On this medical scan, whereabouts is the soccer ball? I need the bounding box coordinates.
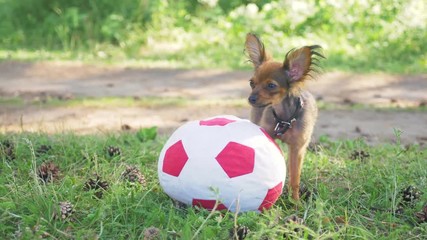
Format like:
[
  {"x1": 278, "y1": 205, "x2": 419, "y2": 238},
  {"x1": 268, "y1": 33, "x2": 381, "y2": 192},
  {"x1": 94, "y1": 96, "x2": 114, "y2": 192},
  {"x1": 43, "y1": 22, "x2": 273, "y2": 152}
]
[{"x1": 157, "y1": 115, "x2": 286, "y2": 212}]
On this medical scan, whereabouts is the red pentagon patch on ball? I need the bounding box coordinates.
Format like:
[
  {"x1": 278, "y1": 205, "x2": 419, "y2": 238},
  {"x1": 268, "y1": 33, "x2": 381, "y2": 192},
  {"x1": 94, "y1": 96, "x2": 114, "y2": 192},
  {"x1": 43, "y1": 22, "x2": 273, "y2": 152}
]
[
  {"x1": 192, "y1": 199, "x2": 227, "y2": 211},
  {"x1": 258, "y1": 182, "x2": 283, "y2": 211},
  {"x1": 199, "y1": 117, "x2": 236, "y2": 126},
  {"x1": 216, "y1": 142, "x2": 255, "y2": 178},
  {"x1": 162, "y1": 140, "x2": 188, "y2": 177}
]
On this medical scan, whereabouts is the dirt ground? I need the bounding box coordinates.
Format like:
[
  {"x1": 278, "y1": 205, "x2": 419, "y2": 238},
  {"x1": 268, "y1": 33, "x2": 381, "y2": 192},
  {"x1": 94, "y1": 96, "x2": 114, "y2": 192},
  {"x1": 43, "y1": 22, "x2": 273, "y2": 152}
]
[{"x1": 1, "y1": 61, "x2": 426, "y2": 146}]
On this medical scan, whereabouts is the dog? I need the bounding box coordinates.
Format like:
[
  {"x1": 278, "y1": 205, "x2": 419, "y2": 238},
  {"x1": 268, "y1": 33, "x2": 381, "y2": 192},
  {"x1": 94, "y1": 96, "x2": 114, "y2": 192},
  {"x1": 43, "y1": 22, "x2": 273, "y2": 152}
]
[{"x1": 244, "y1": 33, "x2": 324, "y2": 201}]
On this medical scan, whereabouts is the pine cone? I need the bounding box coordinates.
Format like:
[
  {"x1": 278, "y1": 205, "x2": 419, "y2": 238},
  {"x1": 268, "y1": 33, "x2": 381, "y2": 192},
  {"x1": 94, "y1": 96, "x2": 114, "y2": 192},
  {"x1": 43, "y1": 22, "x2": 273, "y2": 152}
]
[
  {"x1": 350, "y1": 150, "x2": 370, "y2": 161},
  {"x1": 143, "y1": 226, "x2": 160, "y2": 240},
  {"x1": 400, "y1": 186, "x2": 422, "y2": 206},
  {"x1": 37, "y1": 162, "x2": 61, "y2": 183},
  {"x1": 121, "y1": 166, "x2": 146, "y2": 186},
  {"x1": 173, "y1": 199, "x2": 188, "y2": 210},
  {"x1": 299, "y1": 184, "x2": 318, "y2": 202},
  {"x1": 229, "y1": 225, "x2": 250, "y2": 240},
  {"x1": 36, "y1": 144, "x2": 52, "y2": 156},
  {"x1": 1, "y1": 140, "x2": 15, "y2": 160},
  {"x1": 84, "y1": 174, "x2": 109, "y2": 198},
  {"x1": 107, "y1": 146, "x2": 121, "y2": 157},
  {"x1": 59, "y1": 201, "x2": 75, "y2": 220},
  {"x1": 395, "y1": 205, "x2": 405, "y2": 215},
  {"x1": 121, "y1": 124, "x2": 131, "y2": 131},
  {"x1": 283, "y1": 215, "x2": 304, "y2": 238},
  {"x1": 283, "y1": 183, "x2": 317, "y2": 202},
  {"x1": 307, "y1": 142, "x2": 321, "y2": 153},
  {"x1": 415, "y1": 203, "x2": 427, "y2": 223},
  {"x1": 284, "y1": 215, "x2": 304, "y2": 225}
]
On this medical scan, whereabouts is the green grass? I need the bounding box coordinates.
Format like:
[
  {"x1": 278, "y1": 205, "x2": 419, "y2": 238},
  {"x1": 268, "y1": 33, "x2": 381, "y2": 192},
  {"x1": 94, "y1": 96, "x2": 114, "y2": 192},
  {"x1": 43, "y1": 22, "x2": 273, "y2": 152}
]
[
  {"x1": 0, "y1": 97, "x2": 24, "y2": 106},
  {"x1": 1, "y1": 0, "x2": 426, "y2": 73},
  {"x1": 1, "y1": 130, "x2": 426, "y2": 239}
]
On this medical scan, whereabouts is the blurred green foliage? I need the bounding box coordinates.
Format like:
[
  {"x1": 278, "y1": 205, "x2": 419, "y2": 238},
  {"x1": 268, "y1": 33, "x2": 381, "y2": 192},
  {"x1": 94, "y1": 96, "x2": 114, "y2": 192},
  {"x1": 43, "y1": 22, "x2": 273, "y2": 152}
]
[{"x1": 1, "y1": 0, "x2": 426, "y2": 72}]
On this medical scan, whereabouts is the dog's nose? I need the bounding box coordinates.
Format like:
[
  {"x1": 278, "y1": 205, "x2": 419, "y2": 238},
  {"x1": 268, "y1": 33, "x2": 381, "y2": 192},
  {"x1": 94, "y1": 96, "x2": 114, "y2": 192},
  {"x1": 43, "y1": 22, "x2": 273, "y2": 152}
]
[{"x1": 248, "y1": 95, "x2": 257, "y2": 104}]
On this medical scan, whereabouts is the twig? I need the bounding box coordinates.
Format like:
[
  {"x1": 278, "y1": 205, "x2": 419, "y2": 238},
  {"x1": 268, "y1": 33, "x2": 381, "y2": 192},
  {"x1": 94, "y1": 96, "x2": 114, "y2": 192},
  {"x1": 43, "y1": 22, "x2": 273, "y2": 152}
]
[
  {"x1": 191, "y1": 201, "x2": 220, "y2": 240},
  {"x1": 232, "y1": 197, "x2": 241, "y2": 240}
]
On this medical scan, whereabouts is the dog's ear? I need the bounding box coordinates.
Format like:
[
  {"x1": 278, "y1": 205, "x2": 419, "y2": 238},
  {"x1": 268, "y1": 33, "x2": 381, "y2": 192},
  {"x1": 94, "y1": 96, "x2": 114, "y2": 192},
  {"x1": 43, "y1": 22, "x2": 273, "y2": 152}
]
[
  {"x1": 245, "y1": 33, "x2": 270, "y2": 69},
  {"x1": 283, "y1": 45, "x2": 324, "y2": 82}
]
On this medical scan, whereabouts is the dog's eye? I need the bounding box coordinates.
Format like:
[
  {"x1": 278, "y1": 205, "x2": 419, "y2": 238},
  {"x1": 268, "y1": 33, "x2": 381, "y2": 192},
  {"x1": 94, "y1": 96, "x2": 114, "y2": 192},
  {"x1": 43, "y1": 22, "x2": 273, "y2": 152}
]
[
  {"x1": 267, "y1": 83, "x2": 277, "y2": 89},
  {"x1": 249, "y1": 80, "x2": 255, "y2": 89}
]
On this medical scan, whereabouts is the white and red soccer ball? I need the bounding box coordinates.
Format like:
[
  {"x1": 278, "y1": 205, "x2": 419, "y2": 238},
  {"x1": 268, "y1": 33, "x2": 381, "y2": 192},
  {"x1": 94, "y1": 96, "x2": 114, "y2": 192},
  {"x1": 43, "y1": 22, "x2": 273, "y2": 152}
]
[{"x1": 157, "y1": 115, "x2": 286, "y2": 212}]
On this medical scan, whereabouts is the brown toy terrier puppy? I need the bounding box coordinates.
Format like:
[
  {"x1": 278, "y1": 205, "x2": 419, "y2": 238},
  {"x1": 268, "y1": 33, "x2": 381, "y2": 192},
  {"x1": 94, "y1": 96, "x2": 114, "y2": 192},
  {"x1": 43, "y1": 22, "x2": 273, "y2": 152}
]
[{"x1": 245, "y1": 33, "x2": 324, "y2": 201}]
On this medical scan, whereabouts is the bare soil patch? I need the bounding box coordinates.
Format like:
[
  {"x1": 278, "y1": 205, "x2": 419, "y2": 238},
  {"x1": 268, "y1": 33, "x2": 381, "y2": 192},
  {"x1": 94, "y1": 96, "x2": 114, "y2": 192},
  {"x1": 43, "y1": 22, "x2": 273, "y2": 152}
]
[{"x1": 1, "y1": 61, "x2": 426, "y2": 146}]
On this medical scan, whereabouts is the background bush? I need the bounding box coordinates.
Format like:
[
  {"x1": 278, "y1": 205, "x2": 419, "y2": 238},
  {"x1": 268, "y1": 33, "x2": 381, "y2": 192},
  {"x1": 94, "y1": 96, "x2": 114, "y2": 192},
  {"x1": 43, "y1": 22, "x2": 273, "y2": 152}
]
[{"x1": 1, "y1": 0, "x2": 426, "y2": 72}]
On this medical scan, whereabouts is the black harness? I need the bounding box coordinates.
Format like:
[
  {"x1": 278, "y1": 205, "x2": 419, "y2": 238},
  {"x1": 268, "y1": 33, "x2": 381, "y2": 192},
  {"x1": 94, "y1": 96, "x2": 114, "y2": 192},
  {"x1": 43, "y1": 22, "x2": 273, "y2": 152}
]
[{"x1": 272, "y1": 97, "x2": 303, "y2": 136}]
